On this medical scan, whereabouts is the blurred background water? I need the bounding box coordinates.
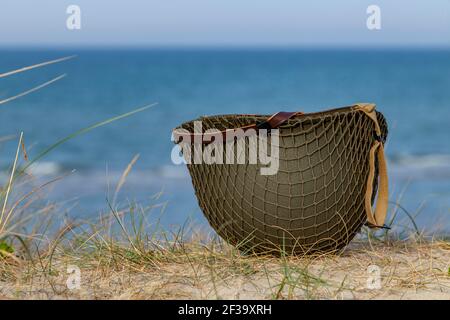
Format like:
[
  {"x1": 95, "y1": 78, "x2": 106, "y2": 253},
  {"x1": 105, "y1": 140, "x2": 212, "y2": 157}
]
[{"x1": 0, "y1": 49, "x2": 449, "y2": 232}]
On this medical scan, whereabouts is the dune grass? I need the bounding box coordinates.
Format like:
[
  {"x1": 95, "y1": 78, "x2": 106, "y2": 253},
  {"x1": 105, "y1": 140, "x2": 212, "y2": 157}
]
[
  {"x1": 0, "y1": 199, "x2": 448, "y2": 300},
  {"x1": 0, "y1": 150, "x2": 448, "y2": 300}
]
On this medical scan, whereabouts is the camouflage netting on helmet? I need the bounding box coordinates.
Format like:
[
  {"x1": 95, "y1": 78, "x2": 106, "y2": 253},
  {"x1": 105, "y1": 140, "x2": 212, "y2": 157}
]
[{"x1": 175, "y1": 106, "x2": 388, "y2": 254}]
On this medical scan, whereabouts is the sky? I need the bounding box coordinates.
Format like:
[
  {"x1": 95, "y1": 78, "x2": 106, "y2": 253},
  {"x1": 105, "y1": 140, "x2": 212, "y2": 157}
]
[{"x1": 0, "y1": 0, "x2": 449, "y2": 47}]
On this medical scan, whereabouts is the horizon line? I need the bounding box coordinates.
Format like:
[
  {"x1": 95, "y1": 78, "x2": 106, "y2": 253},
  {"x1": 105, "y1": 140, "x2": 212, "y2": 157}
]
[{"x1": 1, "y1": 44, "x2": 450, "y2": 51}]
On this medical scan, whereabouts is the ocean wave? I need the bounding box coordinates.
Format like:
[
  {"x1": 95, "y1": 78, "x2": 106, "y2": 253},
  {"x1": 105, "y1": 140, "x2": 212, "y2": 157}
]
[
  {"x1": 389, "y1": 154, "x2": 450, "y2": 168},
  {"x1": 2, "y1": 155, "x2": 449, "y2": 183},
  {"x1": 0, "y1": 161, "x2": 63, "y2": 186},
  {"x1": 389, "y1": 154, "x2": 450, "y2": 180},
  {"x1": 157, "y1": 165, "x2": 189, "y2": 179},
  {"x1": 25, "y1": 161, "x2": 62, "y2": 176}
]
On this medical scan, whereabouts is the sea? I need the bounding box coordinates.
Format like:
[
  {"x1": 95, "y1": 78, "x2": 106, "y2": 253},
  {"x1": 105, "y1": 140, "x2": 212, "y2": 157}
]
[{"x1": 0, "y1": 48, "x2": 449, "y2": 233}]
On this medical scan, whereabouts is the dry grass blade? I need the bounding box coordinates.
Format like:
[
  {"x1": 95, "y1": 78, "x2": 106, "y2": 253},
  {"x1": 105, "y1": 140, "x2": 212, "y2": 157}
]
[
  {"x1": 113, "y1": 154, "x2": 140, "y2": 205},
  {"x1": 0, "y1": 132, "x2": 23, "y2": 234},
  {"x1": 0, "y1": 171, "x2": 74, "y2": 236},
  {"x1": 0, "y1": 74, "x2": 66, "y2": 106},
  {"x1": 0, "y1": 55, "x2": 75, "y2": 79}
]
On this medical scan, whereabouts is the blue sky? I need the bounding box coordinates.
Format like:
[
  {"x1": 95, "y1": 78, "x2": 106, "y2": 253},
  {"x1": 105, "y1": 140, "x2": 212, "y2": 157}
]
[{"x1": 1, "y1": 0, "x2": 449, "y2": 47}]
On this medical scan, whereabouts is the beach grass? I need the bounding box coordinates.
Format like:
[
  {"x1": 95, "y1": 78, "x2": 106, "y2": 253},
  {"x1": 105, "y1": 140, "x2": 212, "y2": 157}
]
[
  {"x1": 0, "y1": 201, "x2": 448, "y2": 300},
  {"x1": 0, "y1": 161, "x2": 448, "y2": 300}
]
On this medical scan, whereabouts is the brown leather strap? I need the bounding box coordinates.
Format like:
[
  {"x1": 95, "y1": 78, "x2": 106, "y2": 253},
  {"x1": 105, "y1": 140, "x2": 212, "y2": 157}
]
[
  {"x1": 174, "y1": 111, "x2": 303, "y2": 144},
  {"x1": 264, "y1": 111, "x2": 299, "y2": 129},
  {"x1": 354, "y1": 103, "x2": 389, "y2": 229}
]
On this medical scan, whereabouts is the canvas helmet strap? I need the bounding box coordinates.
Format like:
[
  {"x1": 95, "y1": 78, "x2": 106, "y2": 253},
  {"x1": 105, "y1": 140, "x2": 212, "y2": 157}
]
[{"x1": 354, "y1": 103, "x2": 389, "y2": 229}]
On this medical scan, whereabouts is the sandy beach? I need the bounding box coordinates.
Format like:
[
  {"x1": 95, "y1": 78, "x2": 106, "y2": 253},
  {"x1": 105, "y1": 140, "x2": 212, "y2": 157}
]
[{"x1": 1, "y1": 236, "x2": 448, "y2": 300}]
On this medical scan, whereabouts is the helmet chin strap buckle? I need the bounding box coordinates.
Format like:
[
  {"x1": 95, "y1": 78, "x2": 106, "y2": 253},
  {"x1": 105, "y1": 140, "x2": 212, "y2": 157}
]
[{"x1": 365, "y1": 222, "x2": 391, "y2": 230}]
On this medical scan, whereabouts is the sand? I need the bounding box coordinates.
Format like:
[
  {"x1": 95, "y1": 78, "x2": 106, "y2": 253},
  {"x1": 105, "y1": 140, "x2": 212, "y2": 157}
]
[{"x1": 0, "y1": 239, "x2": 448, "y2": 300}]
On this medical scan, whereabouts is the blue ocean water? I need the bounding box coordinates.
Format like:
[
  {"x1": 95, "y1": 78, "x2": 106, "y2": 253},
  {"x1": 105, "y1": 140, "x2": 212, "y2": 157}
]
[{"x1": 0, "y1": 49, "x2": 449, "y2": 232}]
